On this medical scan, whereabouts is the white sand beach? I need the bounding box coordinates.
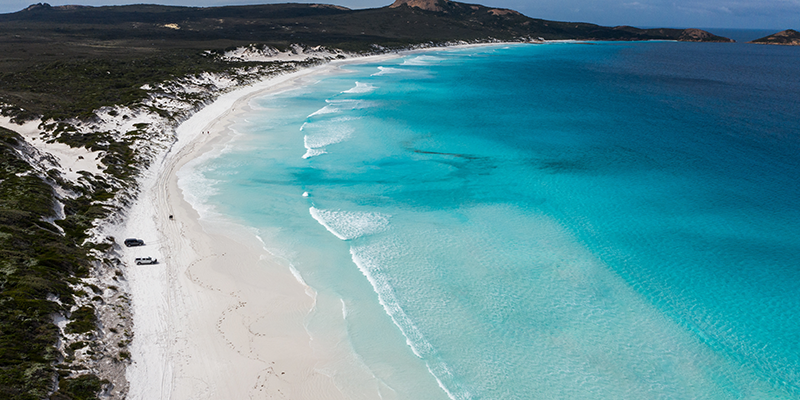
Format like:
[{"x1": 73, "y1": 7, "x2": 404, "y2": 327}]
[
  {"x1": 112, "y1": 42, "x2": 514, "y2": 399},
  {"x1": 114, "y1": 57, "x2": 407, "y2": 399},
  {"x1": 0, "y1": 42, "x2": 518, "y2": 399}
]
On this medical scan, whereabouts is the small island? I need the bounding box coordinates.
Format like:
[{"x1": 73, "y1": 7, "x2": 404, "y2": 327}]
[{"x1": 750, "y1": 29, "x2": 800, "y2": 45}]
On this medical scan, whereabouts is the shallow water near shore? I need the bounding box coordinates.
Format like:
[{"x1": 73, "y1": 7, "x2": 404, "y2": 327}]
[{"x1": 180, "y1": 41, "x2": 800, "y2": 398}]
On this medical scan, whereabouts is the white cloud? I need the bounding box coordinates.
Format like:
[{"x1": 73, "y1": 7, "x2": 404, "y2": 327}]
[{"x1": 623, "y1": 2, "x2": 652, "y2": 10}]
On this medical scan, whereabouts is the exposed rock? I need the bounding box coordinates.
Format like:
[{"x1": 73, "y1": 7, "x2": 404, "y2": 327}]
[
  {"x1": 489, "y1": 8, "x2": 521, "y2": 16},
  {"x1": 390, "y1": 0, "x2": 451, "y2": 12},
  {"x1": 750, "y1": 29, "x2": 800, "y2": 45},
  {"x1": 54, "y1": 5, "x2": 90, "y2": 10},
  {"x1": 21, "y1": 2, "x2": 52, "y2": 12}
]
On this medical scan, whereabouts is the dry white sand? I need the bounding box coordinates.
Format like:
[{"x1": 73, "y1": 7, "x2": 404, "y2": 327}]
[
  {"x1": 0, "y1": 116, "x2": 105, "y2": 181},
  {"x1": 115, "y1": 56, "x2": 408, "y2": 400}
]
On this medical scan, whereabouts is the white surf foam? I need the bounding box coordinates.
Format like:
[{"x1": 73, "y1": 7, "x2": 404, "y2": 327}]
[
  {"x1": 427, "y1": 362, "x2": 474, "y2": 400},
  {"x1": 177, "y1": 158, "x2": 224, "y2": 220},
  {"x1": 402, "y1": 55, "x2": 444, "y2": 66},
  {"x1": 349, "y1": 244, "x2": 434, "y2": 358},
  {"x1": 301, "y1": 123, "x2": 355, "y2": 159},
  {"x1": 308, "y1": 105, "x2": 339, "y2": 117},
  {"x1": 308, "y1": 207, "x2": 390, "y2": 241},
  {"x1": 302, "y1": 148, "x2": 327, "y2": 159},
  {"x1": 348, "y1": 242, "x2": 474, "y2": 399},
  {"x1": 308, "y1": 99, "x2": 374, "y2": 117},
  {"x1": 303, "y1": 125, "x2": 354, "y2": 149},
  {"x1": 371, "y1": 66, "x2": 405, "y2": 76},
  {"x1": 342, "y1": 81, "x2": 377, "y2": 94}
]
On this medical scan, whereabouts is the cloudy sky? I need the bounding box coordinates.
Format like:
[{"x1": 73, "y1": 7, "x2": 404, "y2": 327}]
[{"x1": 1, "y1": 0, "x2": 796, "y2": 29}]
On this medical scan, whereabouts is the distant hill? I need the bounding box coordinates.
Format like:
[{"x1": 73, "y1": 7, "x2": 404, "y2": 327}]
[
  {"x1": 750, "y1": 29, "x2": 800, "y2": 45},
  {"x1": 0, "y1": 1, "x2": 735, "y2": 120},
  {"x1": 0, "y1": 1, "x2": 735, "y2": 119},
  {"x1": 0, "y1": 1, "x2": 732, "y2": 60}
]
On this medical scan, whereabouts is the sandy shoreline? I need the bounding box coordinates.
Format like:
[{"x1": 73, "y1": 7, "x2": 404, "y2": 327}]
[
  {"x1": 115, "y1": 55, "x2": 408, "y2": 399},
  {"x1": 114, "y1": 42, "x2": 521, "y2": 398}
]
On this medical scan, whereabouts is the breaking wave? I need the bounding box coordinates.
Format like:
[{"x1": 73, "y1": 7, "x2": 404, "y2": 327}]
[
  {"x1": 371, "y1": 66, "x2": 405, "y2": 76},
  {"x1": 350, "y1": 242, "x2": 474, "y2": 400},
  {"x1": 342, "y1": 81, "x2": 377, "y2": 94},
  {"x1": 402, "y1": 55, "x2": 444, "y2": 66},
  {"x1": 308, "y1": 207, "x2": 390, "y2": 240},
  {"x1": 308, "y1": 99, "x2": 375, "y2": 117},
  {"x1": 301, "y1": 119, "x2": 355, "y2": 159}
]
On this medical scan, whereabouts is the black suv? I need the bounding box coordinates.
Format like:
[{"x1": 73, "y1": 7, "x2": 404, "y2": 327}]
[{"x1": 124, "y1": 238, "x2": 145, "y2": 247}]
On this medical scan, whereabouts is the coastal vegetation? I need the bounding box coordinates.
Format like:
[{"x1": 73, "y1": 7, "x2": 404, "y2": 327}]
[
  {"x1": 0, "y1": 56, "x2": 308, "y2": 399},
  {"x1": 0, "y1": 126, "x2": 106, "y2": 399},
  {"x1": 1, "y1": 56, "x2": 234, "y2": 122},
  {"x1": 0, "y1": 1, "x2": 738, "y2": 398}
]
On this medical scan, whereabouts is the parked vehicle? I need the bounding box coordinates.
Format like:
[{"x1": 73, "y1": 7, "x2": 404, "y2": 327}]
[
  {"x1": 124, "y1": 238, "x2": 145, "y2": 247},
  {"x1": 135, "y1": 257, "x2": 157, "y2": 265}
]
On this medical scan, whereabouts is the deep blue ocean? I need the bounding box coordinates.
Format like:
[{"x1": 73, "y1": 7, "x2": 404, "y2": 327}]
[{"x1": 180, "y1": 38, "x2": 800, "y2": 399}]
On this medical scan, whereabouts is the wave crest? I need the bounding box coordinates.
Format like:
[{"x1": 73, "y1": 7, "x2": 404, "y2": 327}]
[
  {"x1": 402, "y1": 55, "x2": 444, "y2": 66},
  {"x1": 342, "y1": 81, "x2": 377, "y2": 94},
  {"x1": 371, "y1": 66, "x2": 404, "y2": 76},
  {"x1": 308, "y1": 99, "x2": 374, "y2": 117},
  {"x1": 301, "y1": 120, "x2": 355, "y2": 159},
  {"x1": 308, "y1": 207, "x2": 390, "y2": 240}
]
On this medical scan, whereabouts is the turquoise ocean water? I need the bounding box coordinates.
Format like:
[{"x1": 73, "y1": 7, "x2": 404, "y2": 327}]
[{"x1": 180, "y1": 40, "x2": 800, "y2": 398}]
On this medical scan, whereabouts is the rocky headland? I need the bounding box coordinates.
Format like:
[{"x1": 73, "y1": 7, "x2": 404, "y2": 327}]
[{"x1": 750, "y1": 29, "x2": 800, "y2": 45}]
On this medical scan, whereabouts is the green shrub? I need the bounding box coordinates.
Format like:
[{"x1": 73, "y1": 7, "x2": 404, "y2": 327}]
[
  {"x1": 65, "y1": 307, "x2": 96, "y2": 335},
  {"x1": 51, "y1": 374, "x2": 107, "y2": 400}
]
